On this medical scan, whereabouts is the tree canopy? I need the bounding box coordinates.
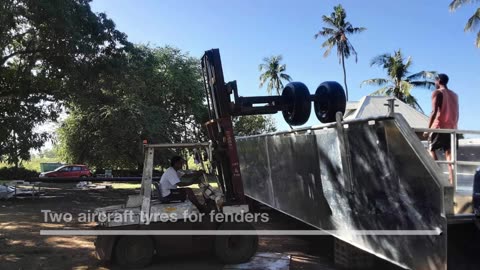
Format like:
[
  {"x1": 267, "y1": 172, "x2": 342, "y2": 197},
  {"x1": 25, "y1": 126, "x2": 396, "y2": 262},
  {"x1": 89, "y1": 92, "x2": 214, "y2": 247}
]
[
  {"x1": 450, "y1": 0, "x2": 480, "y2": 48},
  {"x1": 0, "y1": 0, "x2": 129, "y2": 167},
  {"x1": 361, "y1": 49, "x2": 436, "y2": 112},
  {"x1": 315, "y1": 4, "x2": 366, "y2": 100},
  {"x1": 259, "y1": 55, "x2": 292, "y2": 96},
  {"x1": 233, "y1": 115, "x2": 277, "y2": 137},
  {"x1": 57, "y1": 46, "x2": 207, "y2": 169}
]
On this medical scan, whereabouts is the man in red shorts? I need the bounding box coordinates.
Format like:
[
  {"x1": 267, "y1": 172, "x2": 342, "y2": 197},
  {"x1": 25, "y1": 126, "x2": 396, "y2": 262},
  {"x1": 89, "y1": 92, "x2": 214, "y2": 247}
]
[{"x1": 426, "y1": 73, "x2": 459, "y2": 184}]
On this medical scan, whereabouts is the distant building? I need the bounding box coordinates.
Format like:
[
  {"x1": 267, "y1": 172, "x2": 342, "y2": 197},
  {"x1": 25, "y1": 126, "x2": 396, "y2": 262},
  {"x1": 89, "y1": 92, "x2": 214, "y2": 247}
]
[{"x1": 344, "y1": 96, "x2": 429, "y2": 129}]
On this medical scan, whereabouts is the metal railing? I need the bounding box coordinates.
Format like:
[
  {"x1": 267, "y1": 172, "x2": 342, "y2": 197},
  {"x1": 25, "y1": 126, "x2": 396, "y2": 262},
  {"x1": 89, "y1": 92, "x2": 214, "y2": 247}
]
[{"x1": 412, "y1": 127, "x2": 480, "y2": 191}]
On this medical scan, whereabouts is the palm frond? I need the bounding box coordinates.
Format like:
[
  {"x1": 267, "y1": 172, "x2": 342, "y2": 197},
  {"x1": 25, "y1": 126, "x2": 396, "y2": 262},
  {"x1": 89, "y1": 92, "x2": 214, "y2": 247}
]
[
  {"x1": 404, "y1": 56, "x2": 412, "y2": 71},
  {"x1": 280, "y1": 73, "x2": 292, "y2": 82},
  {"x1": 369, "y1": 86, "x2": 391, "y2": 96},
  {"x1": 315, "y1": 27, "x2": 336, "y2": 39},
  {"x1": 259, "y1": 55, "x2": 291, "y2": 95},
  {"x1": 321, "y1": 36, "x2": 337, "y2": 48},
  {"x1": 407, "y1": 70, "x2": 437, "y2": 81},
  {"x1": 449, "y1": 0, "x2": 478, "y2": 11},
  {"x1": 276, "y1": 79, "x2": 284, "y2": 95},
  {"x1": 465, "y1": 8, "x2": 480, "y2": 32},
  {"x1": 367, "y1": 49, "x2": 435, "y2": 112},
  {"x1": 361, "y1": 78, "x2": 389, "y2": 87},
  {"x1": 346, "y1": 26, "x2": 367, "y2": 34},
  {"x1": 322, "y1": 15, "x2": 337, "y2": 28},
  {"x1": 346, "y1": 40, "x2": 358, "y2": 62},
  {"x1": 259, "y1": 74, "x2": 268, "y2": 88},
  {"x1": 400, "y1": 81, "x2": 414, "y2": 95},
  {"x1": 267, "y1": 80, "x2": 275, "y2": 95},
  {"x1": 477, "y1": 30, "x2": 480, "y2": 47},
  {"x1": 409, "y1": 80, "x2": 436, "y2": 90},
  {"x1": 323, "y1": 45, "x2": 334, "y2": 58},
  {"x1": 403, "y1": 94, "x2": 424, "y2": 112},
  {"x1": 370, "y1": 53, "x2": 390, "y2": 67},
  {"x1": 321, "y1": 37, "x2": 336, "y2": 57}
]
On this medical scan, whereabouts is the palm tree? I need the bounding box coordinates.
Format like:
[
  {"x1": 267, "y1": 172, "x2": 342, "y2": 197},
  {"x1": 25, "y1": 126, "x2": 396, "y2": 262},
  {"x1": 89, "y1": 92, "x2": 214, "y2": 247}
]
[
  {"x1": 315, "y1": 4, "x2": 366, "y2": 101},
  {"x1": 259, "y1": 55, "x2": 292, "y2": 95},
  {"x1": 449, "y1": 0, "x2": 480, "y2": 48},
  {"x1": 361, "y1": 49, "x2": 436, "y2": 112}
]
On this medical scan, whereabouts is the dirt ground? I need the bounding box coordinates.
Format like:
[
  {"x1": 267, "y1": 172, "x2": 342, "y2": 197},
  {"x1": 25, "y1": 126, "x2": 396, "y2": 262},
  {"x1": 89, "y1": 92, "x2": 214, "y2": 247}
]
[
  {"x1": 0, "y1": 183, "x2": 477, "y2": 270},
  {"x1": 0, "y1": 184, "x2": 342, "y2": 270}
]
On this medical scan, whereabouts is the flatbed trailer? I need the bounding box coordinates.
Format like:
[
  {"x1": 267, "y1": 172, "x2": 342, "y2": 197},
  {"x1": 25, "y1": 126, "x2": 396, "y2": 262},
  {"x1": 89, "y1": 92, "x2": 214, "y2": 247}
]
[{"x1": 237, "y1": 113, "x2": 479, "y2": 270}]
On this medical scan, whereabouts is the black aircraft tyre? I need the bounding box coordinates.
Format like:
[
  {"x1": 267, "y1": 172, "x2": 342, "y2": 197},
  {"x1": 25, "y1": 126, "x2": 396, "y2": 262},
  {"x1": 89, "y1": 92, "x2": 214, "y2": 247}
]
[
  {"x1": 281, "y1": 82, "x2": 311, "y2": 126},
  {"x1": 314, "y1": 81, "x2": 346, "y2": 123}
]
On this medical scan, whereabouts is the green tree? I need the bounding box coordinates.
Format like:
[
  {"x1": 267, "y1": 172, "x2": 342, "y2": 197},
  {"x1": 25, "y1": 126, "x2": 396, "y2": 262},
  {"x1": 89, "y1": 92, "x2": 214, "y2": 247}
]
[
  {"x1": 0, "y1": 0, "x2": 129, "y2": 167},
  {"x1": 57, "y1": 46, "x2": 207, "y2": 169},
  {"x1": 233, "y1": 115, "x2": 277, "y2": 137},
  {"x1": 314, "y1": 4, "x2": 366, "y2": 101},
  {"x1": 259, "y1": 55, "x2": 292, "y2": 95},
  {"x1": 450, "y1": 0, "x2": 480, "y2": 48},
  {"x1": 361, "y1": 49, "x2": 436, "y2": 112}
]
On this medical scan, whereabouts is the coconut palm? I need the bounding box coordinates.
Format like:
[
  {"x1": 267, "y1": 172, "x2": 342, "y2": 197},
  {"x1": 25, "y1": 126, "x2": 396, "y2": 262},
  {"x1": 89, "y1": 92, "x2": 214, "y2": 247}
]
[
  {"x1": 259, "y1": 55, "x2": 292, "y2": 96},
  {"x1": 314, "y1": 4, "x2": 366, "y2": 101},
  {"x1": 361, "y1": 50, "x2": 437, "y2": 112},
  {"x1": 450, "y1": 0, "x2": 480, "y2": 48}
]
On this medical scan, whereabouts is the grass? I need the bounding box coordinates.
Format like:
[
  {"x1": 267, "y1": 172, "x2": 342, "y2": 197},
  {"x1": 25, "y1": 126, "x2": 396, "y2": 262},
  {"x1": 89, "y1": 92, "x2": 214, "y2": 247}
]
[
  {"x1": 110, "y1": 183, "x2": 141, "y2": 189},
  {"x1": 0, "y1": 157, "x2": 61, "y2": 172}
]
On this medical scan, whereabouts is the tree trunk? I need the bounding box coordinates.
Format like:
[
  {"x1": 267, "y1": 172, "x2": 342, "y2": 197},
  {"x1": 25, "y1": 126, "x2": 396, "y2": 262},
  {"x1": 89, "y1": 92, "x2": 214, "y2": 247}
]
[
  {"x1": 183, "y1": 106, "x2": 189, "y2": 170},
  {"x1": 341, "y1": 52, "x2": 349, "y2": 101},
  {"x1": 13, "y1": 131, "x2": 19, "y2": 169}
]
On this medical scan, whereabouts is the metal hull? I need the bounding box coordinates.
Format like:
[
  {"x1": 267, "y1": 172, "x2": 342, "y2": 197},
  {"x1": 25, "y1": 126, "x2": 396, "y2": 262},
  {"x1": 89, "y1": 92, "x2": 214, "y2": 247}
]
[{"x1": 237, "y1": 115, "x2": 451, "y2": 270}]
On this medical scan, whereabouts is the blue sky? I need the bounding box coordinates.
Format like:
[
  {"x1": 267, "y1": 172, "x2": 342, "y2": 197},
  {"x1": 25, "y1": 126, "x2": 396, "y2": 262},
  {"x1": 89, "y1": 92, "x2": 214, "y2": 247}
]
[{"x1": 91, "y1": 0, "x2": 479, "y2": 131}]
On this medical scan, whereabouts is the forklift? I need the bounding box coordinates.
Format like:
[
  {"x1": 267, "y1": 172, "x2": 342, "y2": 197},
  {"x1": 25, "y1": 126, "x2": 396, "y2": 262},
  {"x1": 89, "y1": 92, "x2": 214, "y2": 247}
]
[{"x1": 93, "y1": 49, "x2": 347, "y2": 268}]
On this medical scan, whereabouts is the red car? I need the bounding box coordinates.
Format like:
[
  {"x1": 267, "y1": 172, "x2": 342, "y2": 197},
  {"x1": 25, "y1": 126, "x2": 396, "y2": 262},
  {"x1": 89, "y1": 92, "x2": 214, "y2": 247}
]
[{"x1": 39, "y1": 165, "x2": 92, "y2": 178}]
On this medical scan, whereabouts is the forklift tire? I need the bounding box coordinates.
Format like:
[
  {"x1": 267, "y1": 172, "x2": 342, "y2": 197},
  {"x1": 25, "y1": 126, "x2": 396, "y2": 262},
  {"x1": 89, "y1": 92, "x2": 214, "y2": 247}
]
[
  {"x1": 281, "y1": 82, "x2": 311, "y2": 126},
  {"x1": 314, "y1": 81, "x2": 346, "y2": 123},
  {"x1": 214, "y1": 222, "x2": 258, "y2": 264},
  {"x1": 114, "y1": 236, "x2": 154, "y2": 269}
]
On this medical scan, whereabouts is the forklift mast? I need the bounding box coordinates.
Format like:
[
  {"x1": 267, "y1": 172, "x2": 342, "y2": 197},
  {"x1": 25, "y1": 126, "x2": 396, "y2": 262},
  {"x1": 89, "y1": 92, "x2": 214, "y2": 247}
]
[
  {"x1": 201, "y1": 48, "x2": 346, "y2": 205},
  {"x1": 201, "y1": 49, "x2": 245, "y2": 204}
]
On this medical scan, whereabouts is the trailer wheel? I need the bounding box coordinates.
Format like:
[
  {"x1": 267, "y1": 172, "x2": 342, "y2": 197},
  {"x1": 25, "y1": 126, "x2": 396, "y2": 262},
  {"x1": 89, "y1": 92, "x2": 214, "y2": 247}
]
[
  {"x1": 314, "y1": 81, "x2": 346, "y2": 123},
  {"x1": 114, "y1": 236, "x2": 154, "y2": 269},
  {"x1": 214, "y1": 222, "x2": 258, "y2": 264},
  {"x1": 282, "y1": 82, "x2": 311, "y2": 126}
]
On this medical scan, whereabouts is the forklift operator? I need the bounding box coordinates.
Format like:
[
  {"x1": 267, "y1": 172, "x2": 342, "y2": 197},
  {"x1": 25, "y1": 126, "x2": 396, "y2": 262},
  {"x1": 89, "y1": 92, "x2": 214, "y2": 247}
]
[{"x1": 157, "y1": 156, "x2": 205, "y2": 211}]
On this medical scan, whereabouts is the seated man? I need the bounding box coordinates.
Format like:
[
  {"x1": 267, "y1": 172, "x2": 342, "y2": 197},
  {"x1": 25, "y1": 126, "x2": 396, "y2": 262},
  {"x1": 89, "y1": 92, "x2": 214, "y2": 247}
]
[{"x1": 157, "y1": 156, "x2": 205, "y2": 212}]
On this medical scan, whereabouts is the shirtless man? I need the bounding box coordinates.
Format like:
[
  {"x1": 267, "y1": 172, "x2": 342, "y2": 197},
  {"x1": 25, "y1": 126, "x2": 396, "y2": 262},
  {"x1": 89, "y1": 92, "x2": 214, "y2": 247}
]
[{"x1": 425, "y1": 73, "x2": 459, "y2": 184}]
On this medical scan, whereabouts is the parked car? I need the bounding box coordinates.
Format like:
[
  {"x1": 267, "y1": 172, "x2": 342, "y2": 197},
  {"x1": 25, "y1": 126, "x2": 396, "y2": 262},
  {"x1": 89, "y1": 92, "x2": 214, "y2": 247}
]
[{"x1": 39, "y1": 165, "x2": 92, "y2": 178}]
